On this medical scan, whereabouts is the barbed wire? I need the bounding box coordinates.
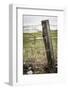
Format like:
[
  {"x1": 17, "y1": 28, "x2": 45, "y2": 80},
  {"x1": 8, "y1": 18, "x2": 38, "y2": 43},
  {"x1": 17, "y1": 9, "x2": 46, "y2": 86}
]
[{"x1": 23, "y1": 24, "x2": 57, "y2": 27}]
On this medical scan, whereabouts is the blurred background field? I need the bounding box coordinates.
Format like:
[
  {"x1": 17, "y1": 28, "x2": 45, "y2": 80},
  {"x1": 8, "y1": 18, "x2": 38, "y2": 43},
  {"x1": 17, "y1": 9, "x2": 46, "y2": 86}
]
[{"x1": 23, "y1": 30, "x2": 57, "y2": 74}]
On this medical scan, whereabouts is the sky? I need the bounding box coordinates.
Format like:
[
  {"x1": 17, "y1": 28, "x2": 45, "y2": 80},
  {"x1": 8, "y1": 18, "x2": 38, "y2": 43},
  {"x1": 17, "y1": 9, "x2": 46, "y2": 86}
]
[{"x1": 23, "y1": 15, "x2": 57, "y2": 32}]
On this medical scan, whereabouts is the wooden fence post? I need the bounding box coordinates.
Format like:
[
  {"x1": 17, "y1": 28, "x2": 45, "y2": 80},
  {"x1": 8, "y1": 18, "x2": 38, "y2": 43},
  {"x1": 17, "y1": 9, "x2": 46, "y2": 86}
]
[{"x1": 41, "y1": 20, "x2": 55, "y2": 70}]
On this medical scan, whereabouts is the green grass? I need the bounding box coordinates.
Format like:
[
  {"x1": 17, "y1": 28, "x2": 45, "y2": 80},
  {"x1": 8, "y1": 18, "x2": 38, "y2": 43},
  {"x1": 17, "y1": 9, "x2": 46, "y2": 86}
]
[{"x1": 23, "y1": 30, "x2": 57, "y2": 62}]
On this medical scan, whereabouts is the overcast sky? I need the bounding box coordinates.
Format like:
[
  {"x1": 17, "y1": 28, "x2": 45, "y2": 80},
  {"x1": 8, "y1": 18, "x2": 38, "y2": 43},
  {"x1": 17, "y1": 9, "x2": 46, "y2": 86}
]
[{"x1": 23, "y1": 15, "x2": 57, "y2": 32}]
